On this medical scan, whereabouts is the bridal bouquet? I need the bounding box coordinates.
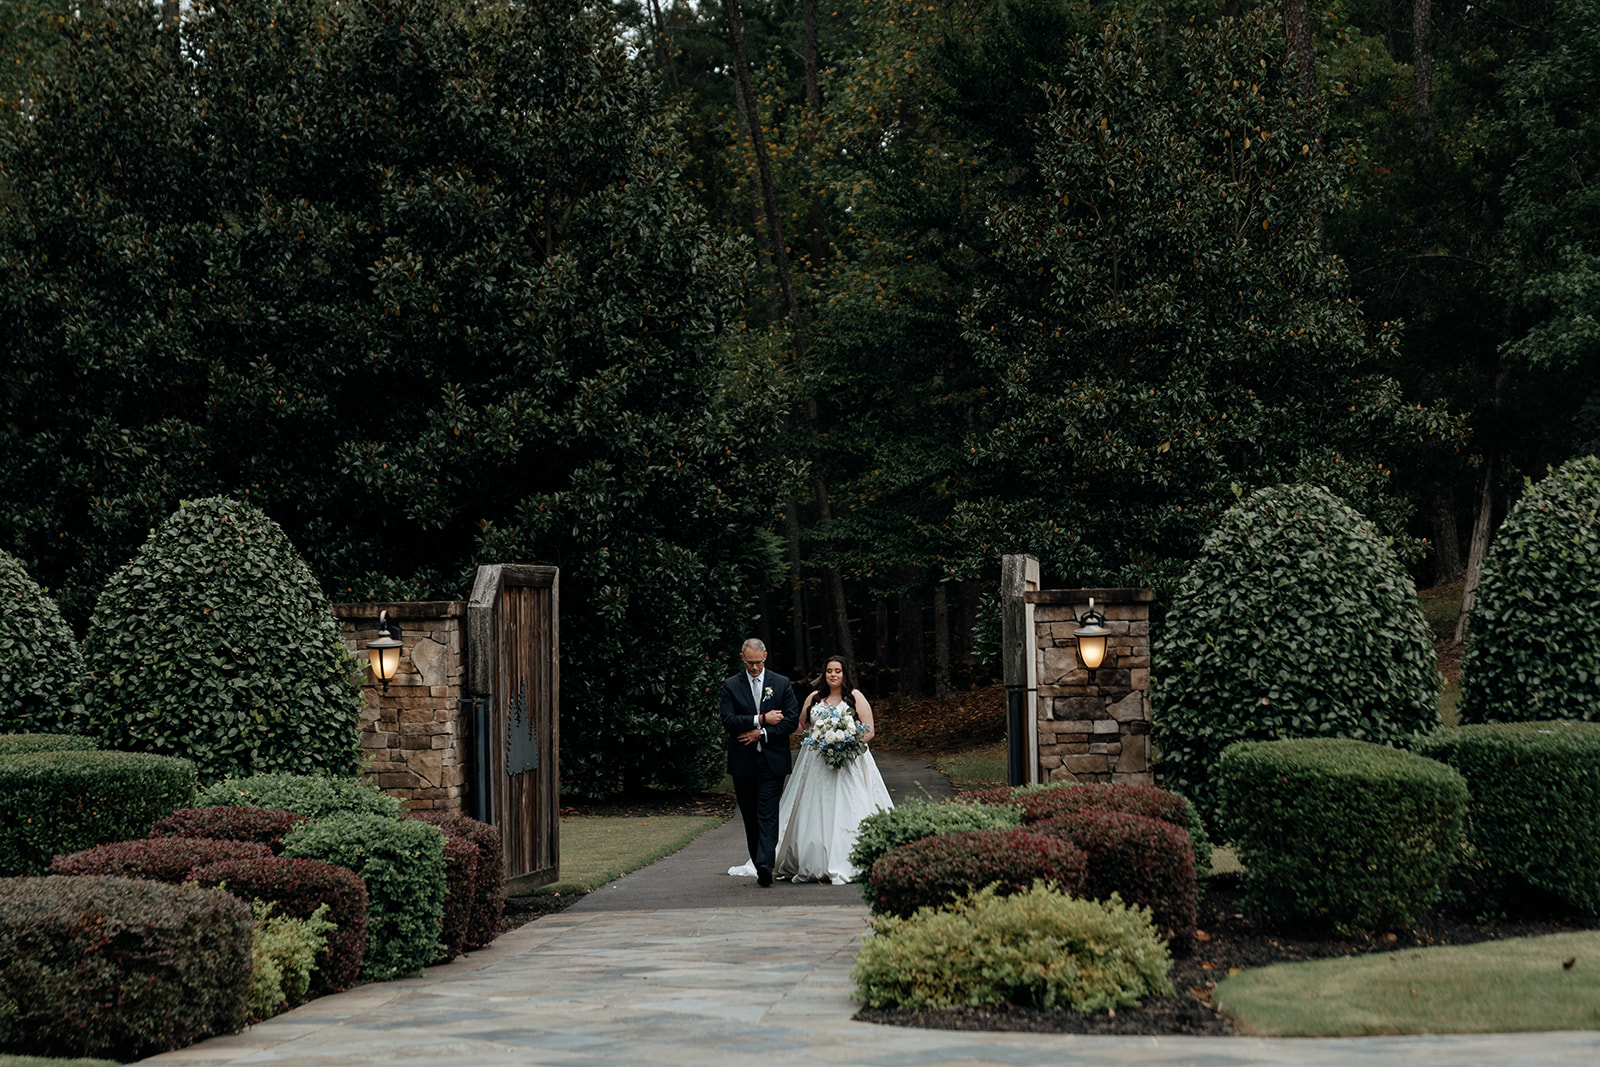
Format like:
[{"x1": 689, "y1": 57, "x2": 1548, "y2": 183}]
[{"x1": 802, "y1": 703, "x2": 869, "y2": 769}]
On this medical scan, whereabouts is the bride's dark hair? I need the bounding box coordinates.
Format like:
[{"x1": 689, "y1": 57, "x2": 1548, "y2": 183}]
[{"x1": 812, "y1": 654, "x2": 857, "y2": 710}]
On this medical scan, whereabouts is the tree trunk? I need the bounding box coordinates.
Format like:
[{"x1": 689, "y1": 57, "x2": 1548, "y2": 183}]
[
  {"x1": 1412, "y1": 0, "x2": 1435, "y2": 156},
  {"x1": 1454, "y1": 457, "x2": 1495, "y2": 645},
  {"x1": 783, "y1": 499, "x2": 809, "y2": 676},
  {"x1": 647, "y1": 0, "x2": 681, "y2": 93},
  {"x1": 802, "y1": 0, "x2": 826, "y2": 270},
  {"x1": 875, "y1": 599, "x2": 890, "y2": 693},
  {"x1": 933, "y1": 582, "x2": 954, "y2": 700},
  {"x1": 1431, "y1": 484, "x2": 1463, "y2": 585},
  {"x1": 898, "y1": 571, "x2": 925, "y2": 698},
  {"x1": 1282, "y1": 0, "x2": 1318, "y2": 105},
  {"x1": 164, "y1": 0, "x2": 179, "y2": 31}
]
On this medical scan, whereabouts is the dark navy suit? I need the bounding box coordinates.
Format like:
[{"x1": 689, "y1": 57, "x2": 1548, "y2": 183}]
[{"x1": 719, "y1": 669, "x2": 800, "y2": 869}]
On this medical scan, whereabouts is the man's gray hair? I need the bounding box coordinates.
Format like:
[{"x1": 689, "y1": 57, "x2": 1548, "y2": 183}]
[{"x1": 741, "y1": 638, "x2": 767, "y2": 653}]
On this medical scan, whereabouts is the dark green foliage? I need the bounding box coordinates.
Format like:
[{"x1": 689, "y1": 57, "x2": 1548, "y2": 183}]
[
  {"x1": 150, "y1": 806, "x2": 310, "y2": 854},
  {"x1": 0, "y1": 0, "x2": 776, "y2": 798},
  {"x1": 865, "y1": 828, "x2": 1088, "y2": 919},
  {"x1": 81, "y1": 497, "x2": 362, "y2": 784},
  {"x1": 189, "y1": 855, "x2": 369, "y2": 996},
  {"x1": 1219, "y1": 738, "x2": 1468, "y2": 935},
  {"x1": 51, "y1": 837, "x2": 272, "y2": 882},
  {"x1": 406, "y1": 811, "x2": 502, "y2": 950},
  {"x1": 0, "y1": 733, "x2": 97, "y2": 756},
  {"x1": 194, "y1": 771, "x2": 402, "y2": 820},
  {"x1": 0, "y1": 875, "x2": 252, "y2": 1059},
  {"x1": 1152, "y1": 484, "x2": 1442, "y2": 825},
  {"x1": 0, "y1": 550, "x2": 87, "y2": 734},
  {"x1": 1034, "y1": 811, "x2": 1197, "y2": 948},
  {"x1": 1415, "y1": 721, "x2": 1600, "y2": 914},
  {"x1": 1458, "y1": 456, "x2": 1600, "y2": 723},
  {"x1": 956, "y1": 12, "x2": 1452, "y2": 591},
  {"x1": 0, "y1": 749, "x2": 196, "y2": 875},
  {"x1": 281, "y1": 813, "x2": 446, "y2": 982},
  {"x1": 847, "y1": 799, "x2": 1022, "y2": 882}
]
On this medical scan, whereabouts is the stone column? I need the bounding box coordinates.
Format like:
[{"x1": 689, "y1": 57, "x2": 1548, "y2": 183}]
[
  {"x1": 333, "y1": 601, "x2": 469, "y2": 813},
  {"x1": 1027, "y1": 587, "x2": 1155, "y2": 786}
]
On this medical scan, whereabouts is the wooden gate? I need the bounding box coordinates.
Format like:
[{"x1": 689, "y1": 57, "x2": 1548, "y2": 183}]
[{"x1": 467, "y1": 564, "x2": 559, "y2": 893}]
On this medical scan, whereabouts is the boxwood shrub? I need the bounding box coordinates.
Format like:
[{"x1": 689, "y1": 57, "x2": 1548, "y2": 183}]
[
  {"x1": 1152, "y1": 484, "x2": 1441, "y2": 826},
  {"x1": 0, "y1": 733, "x2": 98, "y2": 756},
  {"x1": 0, "y1": 875, "x2": 252, "y2": 1060},
  {"x1": 281, "y1": 813, "x2": 446, "y2": 982},
  {"x1": 52, "y1": 837, "x2": 272, "y2": 882},
  {"x1": 407, "y1": 812, "x2": 503, "y2": 950},
  {"x1": 1415, "y1": 721, "x2": 1600, "y2": 914},
  {"x1": 190, "y1": 855, "x2": 368, "y2": 996},
  {"x1": 81, "y1": 496, "x2": 363, "y2": 784},
  {"x1": 852, "y1": 881, "x2": 1173, "y2": 1012},
  {"x1": 150, "y1": 806, "x2": 310, "y2": 853},
  {"x1": 248, "y1": 900, "x2": 335, "y2": 1019},
  {"x1": 0, "y1": 549, "x2": 89, "y2": 735},
  {"x1": 866, "y1": 828, "x2": 1088, "y2": 918},
  {"x1": 436, "y1": 834, "x2": 479, "y2": 962},
  {"x1": 1034, "y1": 811, "x2": 1198, "y2": 948},
  {"x1": 847, "y1": 798, "x2": 1022, "y2": 882},
  {"x1": 0, "y1": 749, "x2": 196, "y2": 875},
  {"x1": 1458, "y1": 456, "x2": 1600, "y2": 723},
  {"x1": 195, "y1": 772, "x2": 402, "y2": 820},
  {"x1": 1219, "y1": 737, "x2": 1467, "y2": 934}
]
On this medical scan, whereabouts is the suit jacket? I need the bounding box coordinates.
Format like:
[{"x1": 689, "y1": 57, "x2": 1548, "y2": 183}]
[{"x1": 720, "y1": 669, "x2": 800, "y2": 777}]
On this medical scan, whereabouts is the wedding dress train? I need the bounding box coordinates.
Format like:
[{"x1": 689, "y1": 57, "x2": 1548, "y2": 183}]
[{"x1": 771, "y1": 739, "x2": 894, "y2": 885}]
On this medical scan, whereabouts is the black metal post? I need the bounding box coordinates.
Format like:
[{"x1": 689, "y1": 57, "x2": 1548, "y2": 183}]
[
  {"x1": 460, "y1": 696, "x2": 492, "y2": 824},
  {"x1": 1007, "y1": 684, "x2": 1027, "y2": 787}
]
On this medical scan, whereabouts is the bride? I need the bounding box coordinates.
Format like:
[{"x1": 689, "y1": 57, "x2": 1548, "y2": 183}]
[{"x1": 773, "y1": 654, "x2": 894, "y2": 884}]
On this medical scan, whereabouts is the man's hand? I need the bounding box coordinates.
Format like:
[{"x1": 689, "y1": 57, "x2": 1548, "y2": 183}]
[
  {"x1": 736, "y1": 728, "x2": 761, "y2": 746},
  {"x1": 762, "y1": 710, "x2": 782, "y2": 726}
]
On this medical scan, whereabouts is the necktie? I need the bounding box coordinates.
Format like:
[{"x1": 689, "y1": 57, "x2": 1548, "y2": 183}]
[{"x1": 752, "y1": 675, "x2": 763, "y2": 750}]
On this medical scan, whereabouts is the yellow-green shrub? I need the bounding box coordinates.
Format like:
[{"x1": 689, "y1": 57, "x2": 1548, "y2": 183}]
[
  {"x1": 248, "y1": 901, "x2": 335, "y2": 1020},
  {"x1": 851, "y1": 881, "x2": 1173, "y2": 1012}
]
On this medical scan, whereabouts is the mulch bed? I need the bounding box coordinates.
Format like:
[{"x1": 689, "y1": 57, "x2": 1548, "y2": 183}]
[{"x1": 858, "y1": 872, "x2": 1600, "y2": 1034}]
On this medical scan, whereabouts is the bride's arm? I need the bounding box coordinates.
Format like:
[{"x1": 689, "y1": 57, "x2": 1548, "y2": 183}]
[
  {"x1": 853, "y1": 690, "x2": 875, "y2": 741},
  {"x1": 798, "y1": 691, "x2": 816, "y2": 734}
]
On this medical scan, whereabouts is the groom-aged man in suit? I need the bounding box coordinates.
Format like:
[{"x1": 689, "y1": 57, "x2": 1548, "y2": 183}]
[{"x1": 719, "y1": 638, "x2": 800, "y2": 887}]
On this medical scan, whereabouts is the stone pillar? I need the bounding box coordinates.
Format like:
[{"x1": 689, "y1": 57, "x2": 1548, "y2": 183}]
[
  {"x1": 1027, "y1": 587, "x2": 1155, "y2": 786},
  {"x1": 333, "y1": 601, "x2": 469, "y2": 813}
]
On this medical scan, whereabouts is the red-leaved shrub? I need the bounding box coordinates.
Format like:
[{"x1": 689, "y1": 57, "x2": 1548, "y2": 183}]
[
  {"x1": 866, "y1": 828, "x2": 1089, "y2": 918},
  {"x1": 149, "y1": 806, "x2": 309, "y2": 853},
  {"x1": 956, "y1": 783, "x2": 1191, "y2": 829},
  {"x1": 407, "y1": 812, "x2": 503, "y2": 949},
  {"x1": 188, "y1": 855, "x2": 369, "y2": 997},
  {"x1": 51, "y1": 837, "x2": 271, "y2": 882},
  {"x1": 436, "y1": 834, "x2": 479, "y2": 962},
  {"x1": 1035, "y1": 811, "x2": 1197, "y2": 948},
  {"x1": 954, "y1": 786, "x2": 1015, "y2": 807},
  {"x1": 0, "y1": 875, "x2": 251, "y2": 1060}
]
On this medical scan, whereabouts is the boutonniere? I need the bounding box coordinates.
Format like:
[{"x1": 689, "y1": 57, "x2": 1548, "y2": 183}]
[{"x1": 763, "y1": 686, "x2": 774, "y2": 700}]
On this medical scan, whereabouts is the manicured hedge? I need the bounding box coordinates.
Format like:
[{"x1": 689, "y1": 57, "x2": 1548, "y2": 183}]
[
  {"x1": 960, "y1": 781, "x2": 1213, "y2": 878},
  {"x1": 1219, "y1": 737, "x2": 1467, "y2": 934},
  {"x1": 190, "y1": 855, "x2": 369, "y2": 997},
  {"x1": 847, "y1": 798, "x2": 1022, "y2": 882},
  {"x1": 150, "y1": 806, "x2": 310, "y2": 853},
  {"x1": 195, "y1": 772, "x2": 401, "y2": 820},
  {"x1": 0, "y1": 549, "x2": 89, "y2": 735},
  {"x1": 1035, "y1": 810, "x2": 1197, "y2": 948},
  {"x1": 0, "y1": 875, "x2": 251, "y2": 1060},
  {"x1": 0, "y1": 733, "x2": 97, "y2": 756},
  {"x1": 852, "y1": 881, "x2": 1174, "y2": 1012},
  {"x1": 0, "y1": 750, "x2": 196, "y2": 875},
  {"x1": 436, "y1": 834, "x2": 479, "y2": 962},
  {"x1": 406, "y1": 811, "x2": 504, "y2": 950},
  {"x1": 52, "y1": 837, "x2": 272, "y2": 882},
  {"x1": 866, "y1": 828, "x2": 1087, "y2": 919},
  {"x1": 1415, "y1": 721, "x2": 1600, "y2": 914},
  {"x1": 282, "y1": 813, "x2": 446, "y2": 982}
]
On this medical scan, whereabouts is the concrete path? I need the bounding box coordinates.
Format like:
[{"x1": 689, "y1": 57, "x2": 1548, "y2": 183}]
[{"x1": 141, "y1": 753, "x2": 1600, "y2": 1066}]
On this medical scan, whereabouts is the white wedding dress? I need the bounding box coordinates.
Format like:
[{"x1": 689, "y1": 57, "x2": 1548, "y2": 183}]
[{"x1": 771, "y1": 700, "x2": 895, "y2": 884}]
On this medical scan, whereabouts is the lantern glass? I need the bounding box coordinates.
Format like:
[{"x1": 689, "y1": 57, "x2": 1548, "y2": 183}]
[
  {"x1": 367, "y1": 636, "x2": 403, "y2": 684},
  {"x1": 1078, "y1": 634, "x2": 1108, "y2": 670}
]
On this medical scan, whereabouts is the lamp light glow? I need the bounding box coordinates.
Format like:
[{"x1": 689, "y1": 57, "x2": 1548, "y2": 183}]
[
  {"x1": 366, "y1": 610, "x2": 403, "y2": 692},
  {"x1": 1073, "y1": 597, "x2": 1112, "y2": 671}
]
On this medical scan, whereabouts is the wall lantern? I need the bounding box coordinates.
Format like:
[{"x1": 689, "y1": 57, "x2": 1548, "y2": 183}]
[
  {"x1": 366, "y1": 610, "x2": 403, "y2": 692},
  {"x1": 1073, "y1": 597, "x2": 1112, "y2": 671}
]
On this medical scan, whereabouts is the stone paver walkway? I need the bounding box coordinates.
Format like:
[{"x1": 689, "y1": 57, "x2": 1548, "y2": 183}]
[{"x1": 140, "y1": 753, "x2": 1600, "y2": 1066}]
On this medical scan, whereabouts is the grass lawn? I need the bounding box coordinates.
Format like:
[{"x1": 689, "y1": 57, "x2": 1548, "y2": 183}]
[
  {"x1": 533, "y1": 814, "x2": 724, "y2": 896},
  {"x1": 1215, "y1": 930, "x2": 1600, "y2": 1036},
  {"x1": 930, "y1": 740, "x2": 1008, "y2": 793}
]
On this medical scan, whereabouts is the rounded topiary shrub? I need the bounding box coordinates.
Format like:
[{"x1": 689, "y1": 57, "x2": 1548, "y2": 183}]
[
  {"x1": 846, "y1": 799, "x2": 1022, "y2": 882},
  {"x1": 194, "y1": 772, "x2": 402, "y2": 820},
  {"x1": 0, "y1": 733, "x2": 98, "y2": 756},
  {"x1": 852, "y1": 881, "x2": 1174, "y2": 1012},
  {"x1": 1034, "y1": 810, "x2": 1198, "y2": 948},
  {"x1": 51, "y1": 837, "x2": 273, "y2": 883},
  {"x1": 81, "y1": 496, "x2": 363, "y2": 784},
  {"x1": 865, "y1": 828, "x2": 1088, "y2": 918},
  {"x1": 150, "y1": 806, "x2": 310, "y2": 853},
  {"x1": 1458, "y1": 455, "x2": 1600, "y2": 723},
  {"x1": 407, "y1": 811, "x2": 503, "y2": 950},
  {"x1": 1151, "y1": 483, "x2": 1441, "y2": 825},
  {"x1": 0, "y1": 550, "x2": 89, "y2": 735}
]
